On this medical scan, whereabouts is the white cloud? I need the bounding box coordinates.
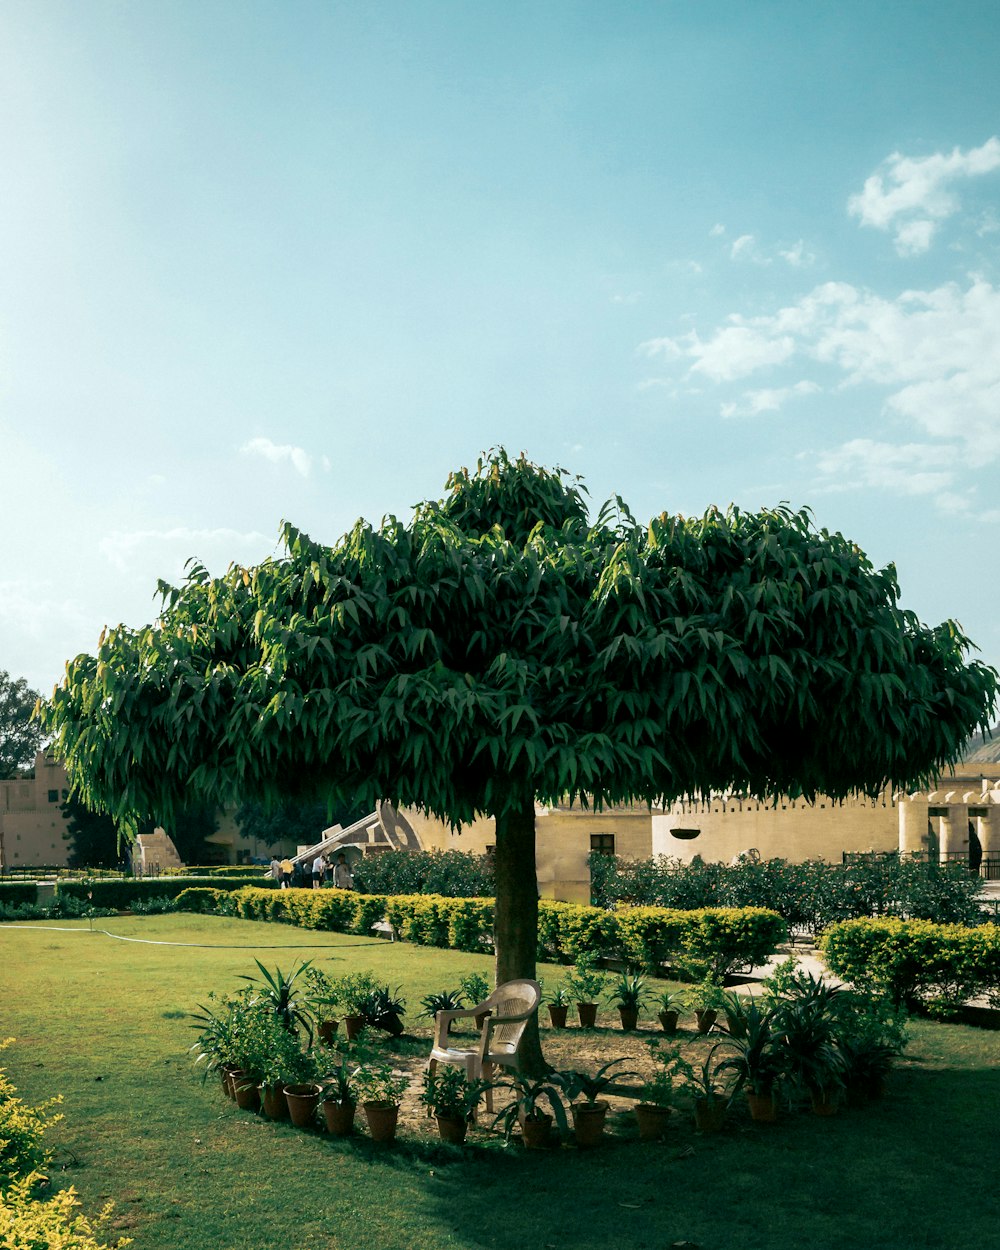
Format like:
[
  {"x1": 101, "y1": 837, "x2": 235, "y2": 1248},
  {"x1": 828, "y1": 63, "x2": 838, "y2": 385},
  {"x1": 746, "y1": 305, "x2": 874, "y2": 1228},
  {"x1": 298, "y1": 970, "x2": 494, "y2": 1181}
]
[
  {"x1": 813, "y1": 438, "x2": 956, "y2": 499},
  {"x1": 709, "y1": 223, "x2": 726, "y2": 237},
  {"x1": 848, "y1": 138, "x2": 1000, "y2": 254},
  {"x1": 729, "y1": 234, "x2": 771, "y2": 265},
  {"x1": 779, "y1": 240, "x2": 814, "y2": 267},
  {"x1": 240, "y1": 436, "x2": 313, "y2": 477},
  {"x1": 651, "y1": 276, "x2": 1000, "y2": 456},
  {"x1": 99, "y1": 526, "x2": 272, "y2": 574},
  {"x1": 721, "y1": 380, "x2": 820, "y2": 418}
]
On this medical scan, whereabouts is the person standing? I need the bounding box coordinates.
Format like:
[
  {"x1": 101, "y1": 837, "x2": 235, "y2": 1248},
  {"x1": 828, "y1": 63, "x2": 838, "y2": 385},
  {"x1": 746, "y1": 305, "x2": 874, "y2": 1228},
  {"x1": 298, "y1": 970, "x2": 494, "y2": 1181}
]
[
  {"x1": 312, "y1": 852, "x2": 326, "y2": 888},
  {"x1": 279, "y1": 856, "x2": 293, "y2": 888},
  {"x1": 333, "y1": 852, "x2": 353, "y2": 890},
  {"x1": 269, "y1": 855, "x2": 281, "y2": 884}
]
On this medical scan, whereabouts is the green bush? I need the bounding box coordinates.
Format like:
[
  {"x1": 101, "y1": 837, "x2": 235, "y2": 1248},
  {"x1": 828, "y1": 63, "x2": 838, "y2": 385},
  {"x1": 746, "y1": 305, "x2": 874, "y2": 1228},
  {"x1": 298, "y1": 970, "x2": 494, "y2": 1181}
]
[
  {"x1": 0, "y1": 883, "x2": 37, "y2": 907},
  {"x1": 352, "y1": 849, "x2": 494, "y2": 898},
  {"x1": 821, "y1": 918, "x2": 1000, "y2": 1014},
  {"x1": 174, "y1": 887, "x2": 227, "y2": 913},
  {"x1": 55, "y1": 876, "x2": 277, "y2": 909},
  {"x1": 536, "y1": 901, "x2": 617, "y2": 963}
]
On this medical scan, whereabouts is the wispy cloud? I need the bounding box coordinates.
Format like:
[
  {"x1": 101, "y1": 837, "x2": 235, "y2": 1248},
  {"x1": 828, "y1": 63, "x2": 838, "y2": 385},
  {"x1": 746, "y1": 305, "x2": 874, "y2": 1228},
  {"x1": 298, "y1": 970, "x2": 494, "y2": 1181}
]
[
  {"x1": 240, "y1": 436, "x2": 315, "y2": 477},
  {"x1": 779, "y1": 240, "x2": 814, "y2": 268},
  {"x1": 811, "y1": 439, "x2": 956, "y2": 500},
  {"x1": 721, "y1": 380, "x2": 820, "y2": 418},
  {"x1": 99, "y1": 526, "x2": 272, "y2": 573},
  {"x1": 848, "y1": 137, "x2": 1000, "y2": 255}
]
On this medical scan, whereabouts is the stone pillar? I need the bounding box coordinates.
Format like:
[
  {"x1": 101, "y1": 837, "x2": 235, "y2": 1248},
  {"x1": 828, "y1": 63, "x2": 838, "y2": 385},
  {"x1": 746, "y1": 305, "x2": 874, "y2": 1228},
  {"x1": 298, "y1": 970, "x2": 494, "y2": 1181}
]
[
  {"x1": 938, "y1": 805, "x2": 968, "y2": 864},
  {"x1": 978, "y1": 810, "x2": 997, "y2": 856},
  {"x1": 898, "y1": 794, "x2": 928, "y2": 854}
]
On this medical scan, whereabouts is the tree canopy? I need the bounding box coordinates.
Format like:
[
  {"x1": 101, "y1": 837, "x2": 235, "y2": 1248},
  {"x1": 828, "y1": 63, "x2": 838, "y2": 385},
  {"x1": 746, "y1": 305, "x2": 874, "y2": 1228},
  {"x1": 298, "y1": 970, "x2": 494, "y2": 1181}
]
[
  {"x1": 43, "y1": 449, "x2": 998, "y2": 1065},
  {"x1": 0, "y1": 670, "x2": 43, "y2": 779}
]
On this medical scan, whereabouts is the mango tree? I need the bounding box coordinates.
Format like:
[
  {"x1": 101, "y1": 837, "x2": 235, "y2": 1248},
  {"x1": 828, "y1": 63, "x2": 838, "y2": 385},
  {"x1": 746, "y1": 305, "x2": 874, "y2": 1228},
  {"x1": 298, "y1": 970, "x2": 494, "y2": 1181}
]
[{"x1": 43, "y1": 450, "x2": 998, "y2": 1071}]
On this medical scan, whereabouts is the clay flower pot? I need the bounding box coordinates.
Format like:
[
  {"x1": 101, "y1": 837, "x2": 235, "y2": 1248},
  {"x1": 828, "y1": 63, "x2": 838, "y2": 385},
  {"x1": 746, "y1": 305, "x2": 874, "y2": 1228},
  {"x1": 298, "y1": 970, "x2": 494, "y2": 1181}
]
[
  {"x1": 634, "y1": 1102, "x2": 672, "y2": 1140},
  {"x1": 571, "y1": 1101, "x2": 609, "y2": 1148},
  {"x1": 746, "y1": 1091, "x2": 778, "y2": 1123},
  {"x1": 317, "y1": 1019, "x2": 339, "y2": 1045},
  {"x1": 693, "y1": 1098, "x2": 727, "y2": 1133},
  {"x1": 694, "y1": 1009, "x2": 718, "y2": 1035},
  {"x1": 322, "y1": 1100, "x2": 356, "y2": 1136},
  {"x1": 810, "y1": 1089, "x2": 839, "y2": 1117},
  {"x1": 548, "y1": 1004, "x2": 569, "y2": 1029},
  {"x1": 220, "y1": 1064, "x2": 240, "y2": 1100},
  {"x1": 233, "y1": 1076, "x2": 261, "y2": 1113},
  {"x1": 618, "y1": 1006, "x2": 639, "y2": 1032},
  {"x1": 344, "y1": 1014, "x2": 366, "y2": 1041},
  {"x1": 363, "y1": 1100, "x2": 400, "y2": 1143},
  {"x1": 284, "y1": 1082, "x2": 322, "y2": 1128},
  {"x1": 657, "y1": 1010, "x2": 679, "y2": 1034},
  {"x1": 435, "y1": 1115, "x2": 469, "y2": 1145},
  {"x1": 520, "y1": 1112, "x2": 552, "y2": 1150},
  {"x1": 577, "y1": 1002, "x2": 598, "y2": 1029},
  {"x1": 259, "y1": 1082, "x2": 290, "y2": 1120}
]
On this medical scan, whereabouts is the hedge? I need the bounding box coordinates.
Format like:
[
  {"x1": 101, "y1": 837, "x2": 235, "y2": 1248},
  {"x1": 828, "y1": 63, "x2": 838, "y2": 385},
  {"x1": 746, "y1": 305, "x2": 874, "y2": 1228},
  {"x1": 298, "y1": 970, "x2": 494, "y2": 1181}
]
[
  {"x1": 191, "y1": 886, "x2": 784, "y2": 971},
  {"x1": 55, "y1": 876, "x2": 277, "y2": 908},
  {"x1": 820, "y1": 917, "x2": 1000, "y2": 1014},
  {"x1": 0, "y1": 884, "x2": 38, "y2": 907}
]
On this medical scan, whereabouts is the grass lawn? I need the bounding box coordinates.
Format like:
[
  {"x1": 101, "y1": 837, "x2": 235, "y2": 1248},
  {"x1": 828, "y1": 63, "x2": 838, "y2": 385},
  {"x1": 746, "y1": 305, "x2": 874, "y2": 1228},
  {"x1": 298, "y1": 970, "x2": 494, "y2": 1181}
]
[{"x1": 2, "y1": 913, "x2": 999, "y2": 1250}]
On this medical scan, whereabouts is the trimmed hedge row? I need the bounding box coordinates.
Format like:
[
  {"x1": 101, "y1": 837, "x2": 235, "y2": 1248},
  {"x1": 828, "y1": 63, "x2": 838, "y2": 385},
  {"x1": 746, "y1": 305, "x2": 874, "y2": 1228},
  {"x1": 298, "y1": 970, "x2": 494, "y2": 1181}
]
[
  {"x1": 0, "y1": 884, "x2": 38, "y2": 906},
  {"x1": 176, "y1": 885, "x2": 785, "y2": 971},
  {"x1": 55, "y1": 876, "x2": 276, "y2": 908},
  {"x1": 820, "y1": 918, "x2": 1000, "y2": 1015}
]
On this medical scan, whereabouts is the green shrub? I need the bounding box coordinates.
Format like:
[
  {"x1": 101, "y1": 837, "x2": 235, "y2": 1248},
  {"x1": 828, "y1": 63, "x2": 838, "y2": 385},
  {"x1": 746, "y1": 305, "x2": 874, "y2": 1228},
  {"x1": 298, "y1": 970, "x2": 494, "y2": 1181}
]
[
  {"x1": 0, "y1": 884, "x2": 37, "y2": 907},
  {"x1": 352, "y1": 849, "x2": 493, "y2": 898},
  {"x1": 821, "y1": 918, "x2": 1000, "y2": 1013},
  {"x1": 0, "y1": 1041, "x2": 59, "y2": 1187},
  {"x1": 174, "y1": 887, "x2": 227, "y2": 913},
  {"x1": 536, "y1": 901, "x2": 617, "y2": 963},
  {"x1": 55, "y1": 877, "x2": 276, "y2": 910}
]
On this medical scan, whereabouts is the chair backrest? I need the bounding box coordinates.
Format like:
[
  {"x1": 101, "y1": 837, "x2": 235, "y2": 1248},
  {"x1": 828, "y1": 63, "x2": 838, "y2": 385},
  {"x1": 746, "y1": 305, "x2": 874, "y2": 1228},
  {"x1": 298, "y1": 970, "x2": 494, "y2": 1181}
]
[{"x1": 480, "y1": 979, "x2": 541, "y2": 1053}]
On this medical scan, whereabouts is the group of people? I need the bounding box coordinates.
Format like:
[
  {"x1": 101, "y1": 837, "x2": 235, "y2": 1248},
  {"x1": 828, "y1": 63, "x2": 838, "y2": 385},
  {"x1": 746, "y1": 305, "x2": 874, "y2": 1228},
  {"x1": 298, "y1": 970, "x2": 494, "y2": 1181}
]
[{"x1": 269, "y1": 851, "x2": 353, "y2": 890}]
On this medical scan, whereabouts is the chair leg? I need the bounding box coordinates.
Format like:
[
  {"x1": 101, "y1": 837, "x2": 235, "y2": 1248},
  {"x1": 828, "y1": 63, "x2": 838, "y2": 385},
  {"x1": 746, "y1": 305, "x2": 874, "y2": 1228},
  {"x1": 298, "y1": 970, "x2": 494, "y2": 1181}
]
[{"x1": 482, "y1": 1060, "x2": 494, "y2": 1113}]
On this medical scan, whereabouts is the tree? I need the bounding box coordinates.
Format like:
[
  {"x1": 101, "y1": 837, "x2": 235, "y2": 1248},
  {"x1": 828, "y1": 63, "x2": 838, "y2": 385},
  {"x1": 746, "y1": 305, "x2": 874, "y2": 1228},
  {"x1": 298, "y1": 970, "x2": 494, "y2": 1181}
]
[
  {"x1": 0, "y1": 670, "x2": 43, "y2": 779},
  {"x1": 234, "y1": 798, "x2": 362, "y2": 850},
  {"x1": 42, "y1": 450, "x2": 998, "y2": 1071},
  {"x1": 62, "y1": 796, "x2": 220, "y2": 868}
]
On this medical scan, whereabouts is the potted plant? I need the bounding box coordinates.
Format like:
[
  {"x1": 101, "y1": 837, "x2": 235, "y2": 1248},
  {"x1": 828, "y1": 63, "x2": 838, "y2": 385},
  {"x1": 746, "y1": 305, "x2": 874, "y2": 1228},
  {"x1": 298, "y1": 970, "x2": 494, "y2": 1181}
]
[
  {"x1": 720, "y1": 989, "x2": 751, "y2": 1039},
  {"x1": 634, "y1": 1041, "x2": 685, "y2": 1140},
  {"x1": 188, "y1": 990, "x2": 249, "y2": 1098},
  {"x1": 772, "y1": 993, "x2": 847, "y2": 1116},
  {"x1": 420, "y1": 1067, "x2": 488, "y2": 1144},
  {"x1": 687, "y1": 976, "x2": 727, "y2": 1034},
  {"x1": 490, "y1": 1072, "x2": 569, "y2": 1150},
  {"x1": 459, "y1": 972, "x2": 492, "y2": 1029},
  {"x1": 360, "y1": 985, "x2": 406, "y2": 1036},
  {"x1": 303, "y1": 967, "x2": 342, "y2": 1045},
  {"x1": 355, "y1": 1063, "x2": 409, "y2": 1143},
  {"x1": 237, "y1": 958, "x2": 315, "y2": 1045},
  {"x1": 545, "y1": 982, "x2": 571, "y2": 1029},
  {"x1": 656, "y1": 989, "x2": 684, "y2": 1034},
  {"x1": 319, "y1": 1046, "x2": 358, "y2": 1136},
  {"x1": 836, "y1": 998, "x2": 907, "y2": 1105},
  {"x1": 558, "y1": 1058, "x2": 638, "y2": 1147},
  {"x1": 681, "y1": 1042, "x2": 736, "y2": 1133},
  {"x1": 420, "y1": 988, "x2": 466, "y2": 1038},
  {"x1": 338, "y1": 971, "x2": 380, "y2": 1040},
  {"x1": 565, "y1": 954, "x2": 607, "y2": 1029},
  {"x1": 716, "y1": 1001, "x2": 783, "y2": 1122},
  {"x1": 608, "y1": 970, "x2": 649, "y2": 1032}
]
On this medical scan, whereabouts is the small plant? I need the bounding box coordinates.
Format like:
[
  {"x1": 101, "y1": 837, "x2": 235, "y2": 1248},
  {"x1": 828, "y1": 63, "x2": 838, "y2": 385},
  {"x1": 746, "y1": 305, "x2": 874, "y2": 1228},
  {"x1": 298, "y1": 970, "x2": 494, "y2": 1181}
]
[
  {"x1": 545, "y1": 982, "x2": 571, "y2": 1008},
  {"x1": 303, "y1": 967, "x2": 342, "y2": 1017},
  {"x1": 420, "y1": 1067, "x2": 488, "y2": 1121},
  {"x1": 716, "y1": 1001, "x2": 784, "y2": 1096},
  {"x1": 319, "y1": 1044, "x2": 357, "y2": 1108},
  {"x1": 608, "y1": 969, "x2": 649, "y2": 1011},
  {"x1": 685, "y1": 974, "x2": 727, "y2": 1015},
  {"x1": 680, "y1": 1041, "x2": 737, "y2": 1107},
  {"x1": 354, "y1": 1063, "x2": 409, "y2": 1107},
  {"x1": 557, "y1": 1057, "x2": 639, "y2": 1107},
  {"x1": 358, "y1": 986, "x2": 406, "y2": 1034},
  {"x1": 420, "y1": 988, "x2": 466, "y2": 1019},
  {"x1": 237, "y1": 959, "x2": 315, "y2": 1042},
  {"x1": 338, "y1": 971, "x2": 382, "y2": 1017},
  {"x1": 459, "y1": 972, "x2": 491, "y2": 1005},
  {"x1": 490, "y1": 1072, "x2": 569, "y2": 1141},
  {"x1": 657, "y1": 988, "x2": 685, "y2": 1013},
  {"x1": 565, "y1": 953, "x2": 607, "y2": 1003},
  {"x1": 638, "y1": 1040, "x2": 687, "y2": 1108}
]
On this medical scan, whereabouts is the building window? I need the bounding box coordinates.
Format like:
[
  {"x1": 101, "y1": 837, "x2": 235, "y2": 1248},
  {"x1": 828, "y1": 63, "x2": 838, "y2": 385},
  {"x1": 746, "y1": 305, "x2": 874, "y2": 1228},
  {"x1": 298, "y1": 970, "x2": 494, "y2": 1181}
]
[
  {"x1": 47, "y1": 789, "x2": 58, "y2": 803},
  {"x1": 590, "y1": 833, "x2": 616, "y2": 855}
]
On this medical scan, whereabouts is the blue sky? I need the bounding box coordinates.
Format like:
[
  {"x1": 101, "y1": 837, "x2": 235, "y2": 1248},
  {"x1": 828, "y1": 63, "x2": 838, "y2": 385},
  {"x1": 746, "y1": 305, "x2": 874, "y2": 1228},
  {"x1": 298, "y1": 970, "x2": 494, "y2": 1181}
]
[{"x1": 3, "y1": 1, "x2": 1000, "y2": 698}]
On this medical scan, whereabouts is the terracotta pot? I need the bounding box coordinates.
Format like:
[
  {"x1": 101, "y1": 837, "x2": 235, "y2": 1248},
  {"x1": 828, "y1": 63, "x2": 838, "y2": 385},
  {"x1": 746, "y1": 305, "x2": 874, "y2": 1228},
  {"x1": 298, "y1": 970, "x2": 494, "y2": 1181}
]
[
  {"x1": 572, "y1": 1100, "x2": 608, "y2": 1148},
  {"x1": 284, "y1": 1082, "x2": 322, "y2": 1128},
  {"x1": 634, "y1": 1102, "x2": 672, "y2": 1140},
  {"x1": 577, "y1": 1002, "x2": 598, "y2": 1028},
  {"x1": 233, "y1": 1076, "x2": 261, "y2": 1113},
  {"x1": 810, "y1": 1090, "x2": 839, "y2": 1117},
  {"x1": 344, "y1": 1014, "x2": 366, "y2": 1041},
  {"x1": 259, "y1": 1082, "x2": 290, "y2": 1120},
  {"x1": 746, "y1": 1091, "x2": 778, "y2": 1123},
  {"x1": 221, "y1": 1064, "x2": 240, "y2": 1100},
  {"x1": 363, "y1": 1100, "x2": 399, "y2": 1143},
  {"x1": 693, "y1": 1098, "x2": 727, "y2": 1133},
  {"x1": 725, "y1": 1012, "x2": 748, "y2": 1039},
  {"x1": 435, "y1": 1114, "x2": 469, "y2": 1145},
  {"x1": 618, "y1": 1006, "x2": 639, "y2": 1032},
  {"x1": 379, "y1": 1014, "x2": 405, "y2": 1037},
  {"x1": 322, "y1": 1099, "x2": 356, "y2": 1136},
  {"x1": 694, "y1": 1009, "x2": 718, "y2": 1035},
  {"x1": 520, "y1": 1112, "x2": 552, "y2": 1150},
  {"x1": 658, "y1": 1010, "x2": 679, "y2": 1034},
  {"x1": 548, "y1": 1004, "x2": 569, "y2": 1029},
  {"x1": 318, "y1": 1019, "x2": 339, "y2": 1045}
]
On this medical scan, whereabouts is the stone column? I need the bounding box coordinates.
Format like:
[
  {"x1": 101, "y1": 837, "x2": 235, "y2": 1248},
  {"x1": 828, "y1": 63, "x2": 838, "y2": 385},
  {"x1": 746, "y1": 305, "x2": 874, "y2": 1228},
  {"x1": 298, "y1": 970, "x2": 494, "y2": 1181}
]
[
  {"x1": 978, "y1": 810, "x2": 997, "y2": 856},
  {"x1": 938, "y1": 805, "x2": 968, "y2": 864},
  {"x1": 898, "y1": 794, "x2": 928, "y2": 854}
]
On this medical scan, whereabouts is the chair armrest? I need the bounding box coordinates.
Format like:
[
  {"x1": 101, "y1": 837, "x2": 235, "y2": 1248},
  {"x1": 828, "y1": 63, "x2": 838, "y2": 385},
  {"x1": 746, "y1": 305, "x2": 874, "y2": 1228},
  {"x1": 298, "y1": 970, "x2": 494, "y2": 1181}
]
[{"x1": 433, "y1": 1007, "x2": 484, "y2": 1048}]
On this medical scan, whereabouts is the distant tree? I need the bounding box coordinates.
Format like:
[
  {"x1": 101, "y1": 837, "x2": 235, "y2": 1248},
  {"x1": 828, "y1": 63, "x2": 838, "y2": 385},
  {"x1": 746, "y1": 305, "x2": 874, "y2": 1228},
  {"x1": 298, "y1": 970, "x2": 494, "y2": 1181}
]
[
  {"x1": 63, "y1": 798, "x2": 219, "y2": 868},
  {"x1": 234, "y1": 798, "x2": 362, "y2": 850},
  {"x1": 42, "y1": 450, "x2": 999, "y2": 1072},
  {"x1": 0, "y1": 670, "x2": 43, "y2": 779}
]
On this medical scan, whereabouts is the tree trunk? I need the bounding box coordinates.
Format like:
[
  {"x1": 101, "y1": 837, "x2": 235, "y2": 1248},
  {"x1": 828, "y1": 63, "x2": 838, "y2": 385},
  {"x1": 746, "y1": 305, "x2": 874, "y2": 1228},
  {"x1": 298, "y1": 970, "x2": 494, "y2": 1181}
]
[{"x1": 492, "y1": 787, "x2": 546, "y2": 1075}]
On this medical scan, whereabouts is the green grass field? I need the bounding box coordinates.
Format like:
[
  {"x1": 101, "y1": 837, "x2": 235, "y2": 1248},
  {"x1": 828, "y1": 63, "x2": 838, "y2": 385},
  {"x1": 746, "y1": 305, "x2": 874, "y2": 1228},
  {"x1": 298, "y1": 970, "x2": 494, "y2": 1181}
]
[{"x1": 2, "y1": 913, "x2": 999, "y2": 1250}]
